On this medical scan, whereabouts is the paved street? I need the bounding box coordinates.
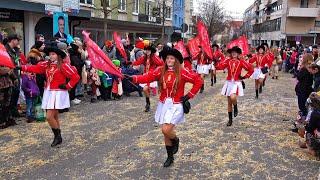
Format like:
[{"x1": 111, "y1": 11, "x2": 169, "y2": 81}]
[{"x1": 0, "y1": 72, "x2": 319, "y2": 179}]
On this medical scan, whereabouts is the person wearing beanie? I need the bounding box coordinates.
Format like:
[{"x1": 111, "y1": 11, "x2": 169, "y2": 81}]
[
  {"x1": 249, "y1": 45, "x2": 270, "y2": 99},
  {"x1": 216, "y1": 46, "x2": 254, "y2": 126},
  {"x1": 111, "y1": 59, "x2": 122, "y2": 100},
  {"x1": 127, "y1": 44, "x2": 164, "y2": 112},
  {"x1": 125, "y1": 48, "x2": 203, "y2": 167},
  {"x1": 19, "y1": 42, "x2": 80, "y2": 147}
]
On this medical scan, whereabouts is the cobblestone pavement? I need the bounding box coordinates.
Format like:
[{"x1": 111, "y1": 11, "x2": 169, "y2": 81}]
[{"x1": 0, "y1": 72, "x2": 319, "y2": 179}]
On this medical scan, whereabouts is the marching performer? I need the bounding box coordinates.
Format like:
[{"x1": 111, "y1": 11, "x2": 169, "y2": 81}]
[
  {"x1": 126, "y1": 48, "x2": 203, "y2": 167},
  {"x1": 127, "y1": 45, "x2": 164, "y2": 112},
  {"x1": 216, "y1": 46, "x2": 254, "y2": 126},
  {"x1": 196, "y1": 49, "x2": 210, "y2": 93},
  {"x1": 261, "y1": 43, "x2": 274, "y2": 86},
  {"x1": 210, "y1": 44, "x2": 225, "y2": 86},
  {"x1": 249, "y1": 45, "x2": 270, "y2": 99},
  {"x1": 19, "y1": 42, "x2": 80, "y2": 147}
]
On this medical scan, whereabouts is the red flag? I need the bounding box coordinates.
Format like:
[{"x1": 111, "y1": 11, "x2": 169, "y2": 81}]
[
  {"x1": 227, "y1": 36, "x2": 249, "y2": 55},
  {"x1": 82, "y1": 31, "x2": 123, "y2": 78},
  {"x1": 174, "y1": 40, "x2": 189, "y2": 59},
  {"x1": 113, "y1": 32, "x2": 128, "y2": 61},
  {"x1": 0, "y1": 43, "x2": 14, "y2": 68},
  {"x1": 188, "y1": 36, "x2": 201, "y2": 59},
  {"x1": 197, "y1": 20, "x2": 213, "y2": 60}
]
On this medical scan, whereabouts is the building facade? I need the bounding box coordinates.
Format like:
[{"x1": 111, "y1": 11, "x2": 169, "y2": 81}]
[
  {"x1": 0, "y1": 0, "x2": 179, "y2": 52},
  {"x1": 243, "y1": 0, "x2": 320, "y2": 47}
]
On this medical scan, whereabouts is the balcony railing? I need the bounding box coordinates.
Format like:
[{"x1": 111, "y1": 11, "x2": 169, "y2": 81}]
[{"x1": 287, "y1": 7, "x2": 319, "y2": 18}]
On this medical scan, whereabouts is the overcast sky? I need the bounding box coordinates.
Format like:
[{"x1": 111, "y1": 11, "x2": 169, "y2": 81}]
[{"x1": 194, "y1": 0, "x2": 255, "y2": 19}]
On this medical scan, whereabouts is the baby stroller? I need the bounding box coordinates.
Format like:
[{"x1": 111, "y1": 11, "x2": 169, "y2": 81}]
[{"x1": 122, "y1": 67, "x2": 143, "y2": 97}]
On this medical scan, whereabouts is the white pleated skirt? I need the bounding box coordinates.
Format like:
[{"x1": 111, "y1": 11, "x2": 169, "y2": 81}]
[
  {"x1": 208, "y1": 62, "x2": 216, "y2": 70},
  {"x1": 221, "y1": 80, "x2": 244, "y2": 97},
  {"x1": 139, "y1": 81, "x2": 158, "y2": 88},
  {"x1": 251, "y1": 68, "x2": 265, "y2": 80},
  {"x1": 155, "y1": 98, "x2": 185, "y2": 125},
  {"x1": 197, "y1": 64, "x2": 209, "y2": 74},
  {"x1": 42, "y1": 89, "x2": 70, "y2": 110}
]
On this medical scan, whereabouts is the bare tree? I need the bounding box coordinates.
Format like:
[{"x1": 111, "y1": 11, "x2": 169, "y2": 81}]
[{"x1": 198, "y1": 0, "x2": 230, "y2": 40}]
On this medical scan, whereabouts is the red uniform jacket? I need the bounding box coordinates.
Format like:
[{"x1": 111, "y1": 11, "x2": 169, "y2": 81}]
[
  {"x1": 132, "y1": 54, "x2": 164, "y2": 73},
  {"x1": 133, "y1": 67, "x2": 203, "y2": 104},
  {"x1": 183, "y1": 59, "x2": 192, "y2": 71},
  {"x1": 197, "y1": 52, "x2": 210, "y2": 65},
  {"x1": 249, "y1": 54, "x2": 270, "y2": 68},
  {"x1": 211, "y1": 50, "x2": 225, "y2": 63},
  {"x1": 265, "y1": 51, "x2": 275, "y2": 67},
  {"x1": 216, "y1": 58, "x2": 254, "y2": 81},
  {"x1": 22, "y1": 61, "x2": 80, "y2": 90},
  {"x1": 290, "y1": 51, "x2": 298, "y2": 64}
]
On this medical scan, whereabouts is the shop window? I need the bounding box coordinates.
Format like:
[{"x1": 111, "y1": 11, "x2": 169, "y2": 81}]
[{"x1": 315, "y1": 21, "x2": 320, "y2": 27}]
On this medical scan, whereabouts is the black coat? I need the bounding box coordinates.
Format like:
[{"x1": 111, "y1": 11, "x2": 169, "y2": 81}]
[
  {"x1": 305, "y1": 110, "x2": 320, "y2": 135},
  {"x1": 69, "y1": 49, "x2": 84, "y2": 76},
  {"x1": 295, "y1": 67, "x2": 314, "y2": 95}
]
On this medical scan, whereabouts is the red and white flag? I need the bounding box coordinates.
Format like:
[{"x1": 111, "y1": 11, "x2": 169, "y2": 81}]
[
  {"x1": 174, "y1": 40, "x2": 189, "y2": 59},
  {"x1": 188, "y1": 36, "x2": 201, "y2": 59},
  {"x1": 227, "y1": 36, "x2": 250, "y2": 55},
  {"x1": 82, "y1": 31, "x2": 123, "y2": 78},
  {"x1": 197, "y1": 20, "x2": 213, "y2": 60},
  {"x1": 113, "y1": 32, "x2": 128, "y2": 62},
  {"x1": 0, "y1": 43, "x2": 14, "y2": 68}
]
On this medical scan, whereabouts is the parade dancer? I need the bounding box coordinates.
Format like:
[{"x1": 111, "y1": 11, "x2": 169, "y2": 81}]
[
  {"x1": 19, "y1": 43, "x2": 80, "y2": 147},
  {"x1": 249, "y1": 45, "x2": 270, "y2": 99},
  {"x1": 126, "y1": 48, "x2": 203, "y2": 167},
  {"x1": 127, "y1": 45, "x2": 164, "y2": 112},
  {"x1": 216, "y1": 46, "x2": 253, "y2": 126},
  {"x1": 210, "y1": 44, "x2": 225, "y2": 86},
  {"x1": 196, "y1": 49, "x2": 210, "y2": 93},
  {"x1": 261, "y1": 43, "x2": 274, "y2": 87}
]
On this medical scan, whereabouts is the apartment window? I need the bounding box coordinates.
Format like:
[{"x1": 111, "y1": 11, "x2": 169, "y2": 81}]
[
  {"x1": 317, "y1": 0, "x2": 320, "y2": 5},
  {"x1": 80, "y1": 0, "x2": 93, "y2": 4},
  {"x1": 133, "y1": 0, "x2": 139, "y2": 13},
  {"x1": 145, "y1": 2, "x2": 151, "y2": 15},
  {"x1": 315, "y1": 21, "x2": 320, "y2": 27},
  {"x1": 301, "y1": 0, "x2": 308, "y2": 8},
  {"x1": 174, "y1": 15, "x2": 177, "y2": 23},
  {"x1": 165, "y1": 7, "x2": 172, "y2": 19},
  {"x1": 119, "y1": 0, "x2": 126, "y2": 11}
]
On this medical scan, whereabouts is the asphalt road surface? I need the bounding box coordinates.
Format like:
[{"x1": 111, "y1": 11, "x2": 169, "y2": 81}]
[{"x1": 0, "y1": 72, "x2": 319, "y2": 179}]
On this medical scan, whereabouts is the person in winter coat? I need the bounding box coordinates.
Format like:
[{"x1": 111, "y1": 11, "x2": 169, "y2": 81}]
[
  {"x1": 21, "y1": 69, "x2": 40, "y2": 123},
  {"x1": 19, "y1": 42, "x2": 80, "y2": 147},
  {"x1": 310, "y1": 60, "x2": 320, "y2": 92},
  {"x1": 0, "y1": 65, "x2": 14, "y2": 129},
  {"x1": 295, "y1": 53, "x2": 314, "y2": 118},
  {"x1": 69, "y1": 41, "x2": 85, "y2": 105},
  {"x1": 27, "y1": 41, "x2": 46, "y2": 96}
]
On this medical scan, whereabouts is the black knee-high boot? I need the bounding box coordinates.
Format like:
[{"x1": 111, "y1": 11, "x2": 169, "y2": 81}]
[
  {"x1": 255, "y1": 89, "x2": 259, "y2": 99},
  {"x1": 214, "y1": 76, "x2": 217, "y2": 84},
  {"x1": 145, "y1": 97, "x2": 150, "y2": 112},
  {"x1": 210, "y1": 78, "x2": 214, "y2": 86},
  {"x1": 171, "y1": 137, "x2": 180, "y2": 154},
  {"x1": 227, "y1": 112, "x2": 233, "y2": 126},
  {"x1": 234, "y1": 104, "x2": 238, "y2": 117},
  {"x1": 163, "y1": 146, "x2": 174, "y2": 167},
  {"x1": 259, "y1": 85, "x2": 263, "y2": 93},
  {"x1": 241, "y1": 81, "x2": 245, "y2": 89},
  {"x1": 200, "y1": 84, "x2": 204, "y2": 93},
  {"x1": 51, "y1": 128, "x2": 62, "y2": 147}
]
